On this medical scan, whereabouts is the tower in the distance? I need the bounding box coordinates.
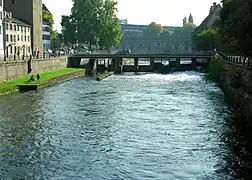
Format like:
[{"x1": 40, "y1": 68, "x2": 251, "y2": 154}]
[{"x1": 4, "y1": 0, "x2": 42, "y2": 58}]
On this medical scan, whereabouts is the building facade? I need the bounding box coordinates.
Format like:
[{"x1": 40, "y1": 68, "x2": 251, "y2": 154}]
[
  {"x1": 4, "y1": 11, "x2": 31, "y2": 60},
  {"x1": 4, "y1": 0, "x2": 42, "y2": 58},
  {"x1": 0, "y1": 0, "x2": 4, "y2": 60},
  {"x1": 117, "y1": 24, "x2": 193, "y2": 53},
  {"x1": 42, "y1": 21, "x2": 51, "y2": 58}
]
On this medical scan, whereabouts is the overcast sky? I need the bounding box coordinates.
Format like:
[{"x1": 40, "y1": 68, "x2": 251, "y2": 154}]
[{"x1": 42, "y1": 0, "x2": 221, "y2": 31}]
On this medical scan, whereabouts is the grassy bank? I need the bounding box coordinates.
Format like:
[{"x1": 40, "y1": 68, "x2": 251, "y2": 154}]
[{"x1": 0, "y1": 68, "x2": 84, "y2": 95}]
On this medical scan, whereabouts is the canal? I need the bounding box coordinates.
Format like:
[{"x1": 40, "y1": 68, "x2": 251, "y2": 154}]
[{"x1": 0, "y1": 72, "x2": 252, "y2": 179}]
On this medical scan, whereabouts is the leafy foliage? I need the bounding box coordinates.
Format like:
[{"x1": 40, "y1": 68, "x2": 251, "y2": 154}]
[
  {"x1": 63, "y1": 0, "x2": 122, "y2": 51},
  {"x1": 42, "y1": 10, "x2": 56, "y2": 43},
  {"x1": 61, "y1": 15, "x2": 77, "y2": 45},
  {"x1": 205, "y1": 53, "x2": 225, "y2": 84},
  {"x1": 219, "y1": 0, "x2": 252, "y2": 56},
  {"x1": 143, "y1": 22, "x2": 164, "y2": 39},
  {"x1": 195, "y1": 28, "x2": 218, "y2": 50},
  {"x1": 228, "y1": 68, "x2": 246, "y2": 88}
]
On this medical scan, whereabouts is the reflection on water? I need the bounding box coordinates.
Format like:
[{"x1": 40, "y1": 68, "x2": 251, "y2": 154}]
[{"x1": 0, "y1": 72, "x2": 252, "y2": 179}]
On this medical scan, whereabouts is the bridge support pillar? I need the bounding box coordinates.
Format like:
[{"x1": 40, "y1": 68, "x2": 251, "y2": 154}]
[
  {"x1": 176, "y1": 57, "x2": 180, "y2": 69},
  {"x1": 150, "y1": 58, "x2": 154, "y2": 71},
  {"x1": 134, "y1": 57, "x2": 139, "y2": 72},
  {"x1": 191, "y1": 57, "x2": 197, "y2": 69}
]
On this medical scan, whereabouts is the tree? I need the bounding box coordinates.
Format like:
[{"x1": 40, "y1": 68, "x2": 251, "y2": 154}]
[
  {"x1": 142, "y1": 22, "x2": 164, "y2": 39},
  {"x1": 160, "y1": 30, "x2": 170, "y2": 40},
  {"x1": 42, "y1": 10, "x2": 56, "y2": 43},
  {"x1": 70, "y1": 0, "x2": 122, "y2": 51},
  {"x1": 98, "y1": 0, "x2": 123, "y2": 51},
  {"x1": 219, "y1": 0, "x2": 252, "y2": 56},
  {"x1": 188, "y1": 13, "x2": 194, "y2": 24},
  {"x1": 60, "y1": 15, "x2": 77, "y2": 46},
  {"x1": 195, "y1": 28, "x2": 218, "y2": 50}
]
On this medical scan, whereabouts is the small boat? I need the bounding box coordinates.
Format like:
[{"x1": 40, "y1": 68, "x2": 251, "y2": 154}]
[{"x1": 16, "y1": 84, "x2": 38, "y2": 91}]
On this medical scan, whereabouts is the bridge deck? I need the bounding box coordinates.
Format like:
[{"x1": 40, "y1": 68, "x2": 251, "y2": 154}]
[{"x1": 69, "y1": 53, "x2": 213, "y2": 59}]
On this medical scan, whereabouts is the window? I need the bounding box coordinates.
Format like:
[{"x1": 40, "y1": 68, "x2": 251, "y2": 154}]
[
  {"x1": 6, "y1": 34, "x2": 8, "y2": 41},
  {"x1": 17, "y1": 26, "x2": 19, "y2": 31},
  {"x1": 21, "y1": 35, "x2": 23, "y2": 41},
  {"x1": 12, "y1": 0, "x2": 15, "y2": 4},
  {"x1": 0, "y1": 0, "x2": 2, "y2": 7},
  {"x1": 0, "y1": 12, "x2": 2, "y2": 20},
  {"x1": 10, "y1": 35, "x2": 12, "y2": 42},
  {"x1": 13, "y1": 35, "x2": 16, "y2": 42},
  {"x1": 14, "y1": 25, "x2": 16, "y2": 31},
  {"x1": 27, "y1": 36, "x2": 29, "y2": 41},
  {"x1": 21, "y1": 27, "x2": 23, "y2": 32},
  {"x1": 0, "y1": 25, "x2": 1, "y2": 34},
  {"x1": 14, "y1": 46, "x2": 16, "y2": 54},
  {"x1": 10, "y1": 46, "x2": 12, "y2": 54},
  {"x1": 6, "y1": 23, "x2": 8, "y2": 30},
  {"x1": 24, "y1": 36, "x2": 26, "y2": 41},
  {"x1": 17, "y1": 35, "x2": 19, "y2": 41},
  {"x1": 10, "y1": 24, "x2": 12, "y2": 30}
]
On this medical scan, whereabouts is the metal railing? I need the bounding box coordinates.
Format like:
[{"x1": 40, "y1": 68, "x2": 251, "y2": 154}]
[{"x1": 216, "y1": 51, "x2": 252, "y2": 68}]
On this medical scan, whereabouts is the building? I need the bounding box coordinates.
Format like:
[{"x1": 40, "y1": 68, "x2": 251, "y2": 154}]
[
  {"x1": 42, "y1": 21, "x2": 51, "y2": 58},
  {"x1": 42, "y1": 4, "x2": 51, "y2": 58},
  {"x1": 191, "y1": 2, "x2": 222, "y2": 51},
  {"x1": 4, "y1": 11, "x2": 32, "y2": 60},
  {"x1": 4, "y1": 0, "x2": 42, "y2": 58},
  {"x1": 0, "y1": 0, "x2": 4, "y2": 60},
  {"x1": 117, "y1": 24, "x2": 193, "y2": 53}
]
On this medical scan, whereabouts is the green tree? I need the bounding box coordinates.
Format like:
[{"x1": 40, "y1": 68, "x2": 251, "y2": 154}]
[
  {"x1": 98, "y1": 0, "x2": 123, "y2": 51},
  {"x1": 70, "y1": 0, "x2": 122, "y2": 51},
  {"x1": 42, "y1": 10, "x2": 56, "y2": 43},
  {"x1": 60, "y1": 15, "x2": 77, "y2": 46},
  {"x1": 143, "y1": 22, "x2": 164, "y2": 39},
  {"x1": 219, "y1": 0, "x2": 252, "y2": 56},
  {"x1": 195, "y1": 28, "x2": 218, "y2": 50},
  {"x1": 160, "y1": 30, "x2": 170, "y2": 40}
]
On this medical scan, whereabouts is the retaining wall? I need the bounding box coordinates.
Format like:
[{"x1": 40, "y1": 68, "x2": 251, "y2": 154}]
[{"x1": 0, "y1": 57, "x2": 67, "y2": 82}]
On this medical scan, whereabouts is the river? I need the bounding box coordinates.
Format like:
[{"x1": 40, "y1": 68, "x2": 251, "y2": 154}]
[{"x1": 0, "y1": 72, "x2": 252, "y2": 180}]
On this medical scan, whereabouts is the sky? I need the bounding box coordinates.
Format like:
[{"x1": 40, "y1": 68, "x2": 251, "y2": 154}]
[{"x1": 42, "y1": 0, "x2": 221, "y2": 32}]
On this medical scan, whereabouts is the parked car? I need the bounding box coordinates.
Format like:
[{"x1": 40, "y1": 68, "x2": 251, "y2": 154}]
[{"x1": 115, "y1": 49, "x2": 131, "y2": 55}]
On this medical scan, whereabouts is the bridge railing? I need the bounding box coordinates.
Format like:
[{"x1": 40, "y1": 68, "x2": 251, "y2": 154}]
[{"x1": 216, "y1": 51, "x2": 252, "y2": 69}]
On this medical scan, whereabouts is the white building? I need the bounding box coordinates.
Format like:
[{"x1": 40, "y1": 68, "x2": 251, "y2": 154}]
[
  {"x1": 0, "y1": 0, "x2": 4, "y2": 60},
  {"x1": 4, "y1": 11, "x2": 32, "y2": 60},
  {"x1": 42, "y1": 21, "x2": 51, "y2": 58}
]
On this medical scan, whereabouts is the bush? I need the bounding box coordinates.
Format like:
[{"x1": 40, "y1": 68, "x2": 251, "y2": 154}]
[
  {"x1": 204, "y1": 53, "x2": 225, "y2": 84},
  {"x1": 228, "y1": 68, "x2": 246, "y2": 88}
]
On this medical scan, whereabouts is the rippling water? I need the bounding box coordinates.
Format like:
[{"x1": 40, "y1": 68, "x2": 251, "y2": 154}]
[{"x1": 0, "y1": 72, "x2": 251, "y2": 179}]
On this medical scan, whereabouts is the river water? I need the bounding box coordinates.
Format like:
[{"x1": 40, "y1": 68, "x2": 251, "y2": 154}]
[{"x1": 0, "y1": 72, "x2": 252, "y2": 180}]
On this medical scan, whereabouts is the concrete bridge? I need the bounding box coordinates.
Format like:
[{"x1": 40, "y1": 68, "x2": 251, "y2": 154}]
[{"x1": 67, "y1": 53, "x2": 213, "y2": 74}]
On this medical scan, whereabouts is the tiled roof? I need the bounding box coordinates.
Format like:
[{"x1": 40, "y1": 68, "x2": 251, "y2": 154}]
[{"x1": 6, "y1": 17, "x2": 31, "y2": 27}]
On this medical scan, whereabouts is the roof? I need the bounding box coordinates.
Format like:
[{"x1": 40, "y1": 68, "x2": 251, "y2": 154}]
[
  {"x1": 121, "y1": 24, "x2": 183, "y2": 32},
  {"x1": 6, "y1": 17, "x2": 31, "y2": 27},
  {"x1": 42, "y1": 4, "x2": 52, "y2": 15},
  {"x1": 192, "y1": 3, "x2": 221, "y2": 35}
]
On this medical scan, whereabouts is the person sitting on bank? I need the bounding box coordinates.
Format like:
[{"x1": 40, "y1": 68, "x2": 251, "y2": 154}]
[
  {"x1": 28, "y1": 75, "x2": 35, "y2": 82},
  {"x1": 36, "y1": 74, "x2": 40, "y2": 83}
]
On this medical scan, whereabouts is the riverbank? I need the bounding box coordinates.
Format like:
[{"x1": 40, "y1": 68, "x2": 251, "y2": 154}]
[
  {"x1": 0, "y1": 68, "x2": 85, "y2": 95},
  {"x1": 206, "y1": 53, "x2": 252, "y2": 125}
]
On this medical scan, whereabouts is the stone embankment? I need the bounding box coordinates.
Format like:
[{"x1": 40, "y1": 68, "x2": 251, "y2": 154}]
[{"x1": 0, "y1": 57, "x2": 67, "y2": 82}]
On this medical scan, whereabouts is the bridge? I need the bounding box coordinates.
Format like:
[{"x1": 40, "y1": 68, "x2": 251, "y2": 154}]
[{"x1": 67, "y1": 53, "x2": 213, "y2": 74}]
